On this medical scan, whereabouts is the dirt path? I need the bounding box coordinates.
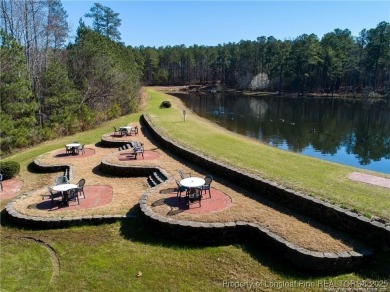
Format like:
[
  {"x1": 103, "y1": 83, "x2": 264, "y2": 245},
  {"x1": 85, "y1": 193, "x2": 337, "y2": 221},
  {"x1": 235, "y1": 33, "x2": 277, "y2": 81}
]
[{"x1": 348, "y1": 172, "x2": 390, "y2": 189}]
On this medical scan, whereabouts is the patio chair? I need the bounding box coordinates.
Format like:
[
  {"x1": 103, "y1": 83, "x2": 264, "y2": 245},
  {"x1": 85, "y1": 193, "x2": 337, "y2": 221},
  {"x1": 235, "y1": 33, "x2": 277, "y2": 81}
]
[
  {"x1": 68, "y1": 187, "x2": 80, "y2": 205},
  {"x1": 76, "y1": 178, "x2": 86, "y2": 199},
  {"x1": 78, "y1": 144, "x2": 85, "y2": 155},
  {"x1": 175, "y1": 179, "x2": 188, "y2": 201},
  {"x1": 0, "y1": 173, "x2": 3, "y2": 191},
  {"x1": 199, "y1": 175, "x2": 213, "y2": 198},
  {"x1": 130, "y1": 140, "x2": 143, "y2": 148},
  {"x1": 130, "y1": 126, "x2": 138, "y2": 135},
  {"x1": 178, "y1": 170, "x2": 191, "y2": 179},
  {"x1": 187, "y1": 188, "x2": 202, "y2": 208},
  {"x1": 133, "y1": 145, "x2": 144, "y2": 159},
  {"x1": 47, "y1": 186, "x2": 62, "y2": 208},
  {"x1": 120, "y1": 128, "x2": 128, "y2": 136},
  {"x1": 54, "y1": 175, "x2": 69, "y2": 186},
  {"x1": 113, "y1": 126, "x2": 121, "y2": 136},
  {"x1": 65, "y1": 144, "x2": 72, "y2": 155}
]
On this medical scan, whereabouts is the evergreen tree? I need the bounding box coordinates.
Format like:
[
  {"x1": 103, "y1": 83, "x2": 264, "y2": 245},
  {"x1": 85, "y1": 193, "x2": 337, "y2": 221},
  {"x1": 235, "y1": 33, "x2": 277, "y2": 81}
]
[
  {"x1": 0, "y1": 30, "x2": 38, "y2": 152},
  {"x1": 46, "y1": 0, "x2": 69, "y2": 51},
  {"x1": 41, "y1": 60, "x2": 85, "y2": 136},
  {"x1": 84, "y1": 3, "x2": 121, "y2": 42}
]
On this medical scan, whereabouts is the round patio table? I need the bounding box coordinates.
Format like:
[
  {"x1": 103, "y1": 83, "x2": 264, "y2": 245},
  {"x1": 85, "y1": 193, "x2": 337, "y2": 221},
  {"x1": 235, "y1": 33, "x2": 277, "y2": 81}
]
[
  {"x1": 119, "y1": 126, "x2": 132, "y2": 136},
  {"x1": 53, "y1": 184, "x2": 78, "y2": 203},
  {"x1": 66, "y1": 143, "x2": 81, "y2": 155},
  {"x1": 180, "y1": 177, "x2": 205, "y2": 188}
]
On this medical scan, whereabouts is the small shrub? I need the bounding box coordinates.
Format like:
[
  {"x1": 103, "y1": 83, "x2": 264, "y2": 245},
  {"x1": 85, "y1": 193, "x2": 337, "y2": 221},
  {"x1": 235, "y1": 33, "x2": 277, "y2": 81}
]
[
  {"x1": 0, "y1": 161, "x2": 20, "y2": 179},
  {"x1": 159, "y1": 101, "x2": 171, "y2": 108}
]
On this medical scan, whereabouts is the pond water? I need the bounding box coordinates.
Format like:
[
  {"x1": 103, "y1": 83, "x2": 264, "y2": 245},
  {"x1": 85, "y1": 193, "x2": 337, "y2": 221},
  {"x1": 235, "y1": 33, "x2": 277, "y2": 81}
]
[{"x1": 173, "y1": 93, "x2": 390, "y2": 174}]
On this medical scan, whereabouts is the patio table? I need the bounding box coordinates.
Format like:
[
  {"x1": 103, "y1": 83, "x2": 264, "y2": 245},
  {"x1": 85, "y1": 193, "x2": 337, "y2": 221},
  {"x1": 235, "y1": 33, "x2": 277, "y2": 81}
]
[
  {"x1": 66, "y1": 143, "x2": 81, "y2": 155},
  {"x1": 53, "y1": 183, "x2": 78, "y2": 203},
  {"x1": 180, "y1": 177, "x2": 205, "y2": 189},
  {"x1": 119, "y1": 126, "x2": 132, "y2": 136}
]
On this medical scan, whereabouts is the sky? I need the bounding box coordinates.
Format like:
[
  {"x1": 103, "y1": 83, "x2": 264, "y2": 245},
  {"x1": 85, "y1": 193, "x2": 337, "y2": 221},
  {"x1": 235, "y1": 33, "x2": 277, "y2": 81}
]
[{"x1": 62, "y1": 1, "x2": 390, "y2": 47}]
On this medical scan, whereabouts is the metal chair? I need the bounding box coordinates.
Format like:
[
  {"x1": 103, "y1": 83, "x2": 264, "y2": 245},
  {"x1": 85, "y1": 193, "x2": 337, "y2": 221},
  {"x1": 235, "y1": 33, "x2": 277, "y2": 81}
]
[
  {"x1": 113, "y1": 126, "x2": 121, "y2": 136},
  {"x1": 120, "y1": 128, "x2": 128, "y2": 136},
  {"x1": 199, "y1": 175, "x2": 213, "y2": 198},
  {"x1": 76, "y1": 178, "x2": 86, "y2": 199},
  {"x1": 187, "y1": 188, "x2": 202, "y2": 208},
  {"x1": 47, "y1": 186, "x2": 62, "y2": 208},
  {"x1": 78, "y1": 144, "x2": 85, "y2": 155},
  {"x1": 65, "y1": 145, "x2": 72, "y2": 155},
  {"x1": 133, "y1": 146, "x2": 144, "y2": 159},
  {"x1": 68, "y1": 188, "x2": 80, "y2": 204},
  {"x1": 130, "y1": 126, "x2": 138, "y2": 135},
  {"x1": 178, "y1": 170, "x2": 191, "y2": 179},
  {"x1": 54, "y1": 176, "x2": 69, "y2": 186},
  {"x1": 175, "y1": 179, "x2": 188, "y2": 201}
]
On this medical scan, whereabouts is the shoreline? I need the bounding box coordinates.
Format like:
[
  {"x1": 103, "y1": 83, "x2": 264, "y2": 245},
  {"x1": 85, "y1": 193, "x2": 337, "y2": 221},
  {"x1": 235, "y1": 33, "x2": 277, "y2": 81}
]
[{"x1": 150, "y1": 85, "x2": 389, "y2": 102}]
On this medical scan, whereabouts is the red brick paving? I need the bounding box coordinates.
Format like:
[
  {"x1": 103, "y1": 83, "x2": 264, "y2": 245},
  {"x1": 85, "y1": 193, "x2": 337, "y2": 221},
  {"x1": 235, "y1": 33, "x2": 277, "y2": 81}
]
[
  {"x1": 36, "y1": 185, "x2": 113, "y2": 211},
  {"x1": 0, "y1": 179, "x2": 24, "y2": 200},
  {"x1": 118, "y1": 150, "x2": 161, "y2": 161},
  {"x1": 162, "y1": 188, "x2": 232, "y2": 214},
  {"x1": 53, "y1": 148, "x2": 96, "y2": 159}
]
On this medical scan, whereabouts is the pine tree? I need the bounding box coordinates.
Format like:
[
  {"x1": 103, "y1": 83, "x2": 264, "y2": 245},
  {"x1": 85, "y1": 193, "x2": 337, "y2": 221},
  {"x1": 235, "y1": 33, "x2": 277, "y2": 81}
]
[
  {"x1": 0, "y1": 30, "x2": 38, "y2": 152},
  {"x1": 84, "y1": 3, "x2": 121, "y2": 42}
]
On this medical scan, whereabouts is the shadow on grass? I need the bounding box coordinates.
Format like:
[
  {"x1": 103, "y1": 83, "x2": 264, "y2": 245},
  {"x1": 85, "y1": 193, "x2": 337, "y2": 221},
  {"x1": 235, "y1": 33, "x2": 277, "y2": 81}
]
[
  {"x1": 118, "y1": 214, "x2": 390, "y2": 280},
  {"x1": 118, "y1": 215, "x2": 390, "y2": 279}
]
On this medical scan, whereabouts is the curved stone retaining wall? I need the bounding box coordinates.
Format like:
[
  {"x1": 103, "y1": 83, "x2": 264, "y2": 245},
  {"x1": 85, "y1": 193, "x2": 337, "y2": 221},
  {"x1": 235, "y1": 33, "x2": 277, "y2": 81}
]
[
  {"x1": 141, "y1": 114, "x2": 390, "y2": 250},
  {"x1": 139, "y1": 191, "x2": 372, "y2": 273},
  {"x1": 32, "y1": 155, "x2": 73, "y2": 180},
  {"x1": 100, "y1": 153, "x2": 169, "y2": 178},
  {"x1": 4, "y1": 189, "x2": 129, "y2": 229},
  {"x1": 101, "y1": 134, "x2": 132, "y2": 148}
]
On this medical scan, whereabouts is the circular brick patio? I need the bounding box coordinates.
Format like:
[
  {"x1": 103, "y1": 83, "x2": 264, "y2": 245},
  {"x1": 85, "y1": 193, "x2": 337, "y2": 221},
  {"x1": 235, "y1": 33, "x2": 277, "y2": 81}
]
[
  {"x1": 154, "y1": 188, "x2": 232, "y2": 214},
  {"x1": 35, "y1": 185, "x2": 113, "y2": 211},
  {"x1": 0, "y1": 179, "x2": 24, "y2": 200}
]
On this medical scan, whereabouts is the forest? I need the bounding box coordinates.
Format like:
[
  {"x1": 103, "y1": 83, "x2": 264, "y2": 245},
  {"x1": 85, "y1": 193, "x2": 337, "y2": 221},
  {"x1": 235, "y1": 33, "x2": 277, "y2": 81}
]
[
  {"x1": 1, "y1": 0, "x2": 389, "y2": 155},
  {"x1": 138, "y1": 22, "x2": 390, "y2": 96}
]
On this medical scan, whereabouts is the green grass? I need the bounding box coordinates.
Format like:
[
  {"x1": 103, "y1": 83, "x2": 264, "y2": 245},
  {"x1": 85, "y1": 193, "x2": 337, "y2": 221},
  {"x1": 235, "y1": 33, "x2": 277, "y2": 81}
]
[
  {"x1": 1, "y1": 89, "x2": 389, "y2": 291},
  {"x1": 2, "y1": 114, "x2": 139, "y2": 169},
  {"x1": 1, "y1": 218, "x2": 389, "y2": 292},
  {"x1": 1, "y1": 237, "x2": 52, "y2": 291},
  {"x1": 145, "y1": 89, "x2": 390, "y2": 221}
]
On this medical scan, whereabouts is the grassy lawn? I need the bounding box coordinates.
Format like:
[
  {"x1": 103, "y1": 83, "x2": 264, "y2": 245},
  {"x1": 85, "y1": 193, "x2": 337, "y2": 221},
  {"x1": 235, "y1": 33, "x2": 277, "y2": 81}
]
[
  {"x1": 1, "y1": 88, "x2": 389, "y2": 291},
  {"x1": 1, "y1": 218, "x2": 389, "y2": 291},
  {"x1": 144, "y1": 88, "x2": 390, "y2": 221}
]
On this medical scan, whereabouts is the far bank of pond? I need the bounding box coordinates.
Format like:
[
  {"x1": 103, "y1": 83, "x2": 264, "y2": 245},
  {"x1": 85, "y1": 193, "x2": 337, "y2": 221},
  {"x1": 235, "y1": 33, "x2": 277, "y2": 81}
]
[{"x1": 172, "y1": 92, "x2": 390, "y2": 174}]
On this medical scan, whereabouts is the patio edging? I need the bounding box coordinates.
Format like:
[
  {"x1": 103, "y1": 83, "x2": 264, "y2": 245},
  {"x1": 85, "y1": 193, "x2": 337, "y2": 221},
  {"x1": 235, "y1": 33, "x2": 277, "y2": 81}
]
[
  {"x1": 101, "y1": 133, "x2": 134, "y2": 148},
  {"x1": 138, "y1": 190, "x2": 372, "y2": 273},
  {"x1": 3, "y1": 188, "x2": 132, "y2": 228},
  {"x1": 4, "y1": 147, "x2": 167, "y2": 228},
  {"x1": 141, "y1": 114, "x2": 390, "y2": 251},
  {"x1": 100, "y1": 151, "x2": 169, "y2": 178}
]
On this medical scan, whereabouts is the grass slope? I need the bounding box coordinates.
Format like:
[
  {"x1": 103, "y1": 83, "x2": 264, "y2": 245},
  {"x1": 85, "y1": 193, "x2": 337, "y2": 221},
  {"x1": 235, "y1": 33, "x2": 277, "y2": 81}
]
[{"x1": 144, "y1": 88, "x2": 390, "y2": 221}]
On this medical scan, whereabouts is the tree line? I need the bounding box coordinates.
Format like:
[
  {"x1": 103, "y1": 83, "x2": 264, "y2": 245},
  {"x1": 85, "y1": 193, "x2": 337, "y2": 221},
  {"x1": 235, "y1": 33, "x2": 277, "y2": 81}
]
[
  {"x1": 1, "y1": 1, "x2": 141, "y2": 154},
  {"x1": 1, "y1": 1, "x2": 389, "y2": 155},
  {"x1": 136, "y1": 22, "x2": 390, "y2": 97}
]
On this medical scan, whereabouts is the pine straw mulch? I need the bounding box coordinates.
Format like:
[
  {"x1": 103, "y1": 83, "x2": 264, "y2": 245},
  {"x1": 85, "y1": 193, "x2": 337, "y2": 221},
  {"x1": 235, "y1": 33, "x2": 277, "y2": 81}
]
[{"x1": 10, "y1": 123, "x2": 365, "y2": 253}]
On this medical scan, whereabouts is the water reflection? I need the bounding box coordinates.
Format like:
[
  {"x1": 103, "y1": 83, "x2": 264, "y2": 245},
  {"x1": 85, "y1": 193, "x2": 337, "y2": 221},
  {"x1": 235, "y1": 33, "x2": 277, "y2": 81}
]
[{"x1": 173, "y1": 93, "x2": 390, "y2": 174}]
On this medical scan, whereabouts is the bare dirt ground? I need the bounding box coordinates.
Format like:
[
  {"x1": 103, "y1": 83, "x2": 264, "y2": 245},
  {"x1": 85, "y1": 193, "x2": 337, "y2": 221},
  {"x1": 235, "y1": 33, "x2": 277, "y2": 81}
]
[{"x1": 348, "y1": 172, "x2": 390, "y2": 189}]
